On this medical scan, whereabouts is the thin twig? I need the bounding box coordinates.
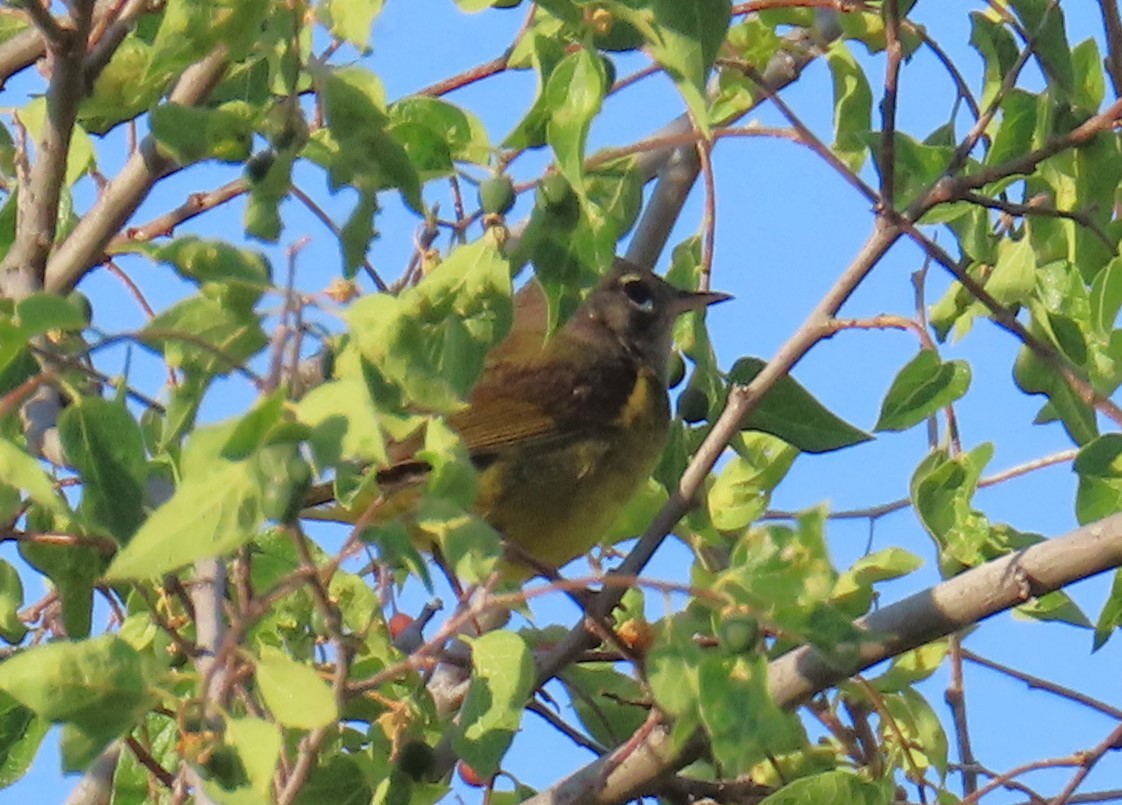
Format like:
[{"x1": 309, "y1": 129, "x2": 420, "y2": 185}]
[
  {"x1": 961, "y1": 757, "x2": 1083, "y2": 805},
  {"x1": 107, "y1": 178, "x2": 249, "y2": 250},
  {"x1": 1101, "y1": 0, "x2": 1122, "y2": 98},
  {"x1": 946, "y1": 635, "x2": 978, "y2": 796},
  {"x1": 961, "y1": 191, "x2": 1116, "y2": 255},
  {"x1": 879, "y1": 0, "x2": 903, "y2": 209},
  {"x1": 963, "y1": 648, "x2": 1122, "y2": 721},
  {"x1": 1049, "y1": 721, "x2": 1122, "y2": 804},
  {"x1": 288, "y1": 184, "x2": 388, "y2": 291},
  {"x1": 763, "y1": 448, "x2": 1079, "y2": 522}
]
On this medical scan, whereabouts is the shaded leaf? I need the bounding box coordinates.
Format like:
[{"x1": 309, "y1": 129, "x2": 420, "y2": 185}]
[
  {"x1": 453, "y1": 631, "x2": 534, "y2": 777},
  {"x1": 256, "y1": 647, "x2": 338, "y2": 730},
  {"x1": 729, "y1": 358, "x2": 872, "y2": 453},
  {"x1": 875, "y1": 351, "x2": 971, "y2": 432},
  {"x1": 58, "y1": 398, "x2": 146, "y2": 542},
  {"x1": 826, "y1": 42, "x2": 872, "y2": 172}
]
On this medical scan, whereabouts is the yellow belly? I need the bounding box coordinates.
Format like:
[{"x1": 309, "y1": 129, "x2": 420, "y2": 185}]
[{"x1": 475, "y1": 375, "x2": 669, "y2": 574}]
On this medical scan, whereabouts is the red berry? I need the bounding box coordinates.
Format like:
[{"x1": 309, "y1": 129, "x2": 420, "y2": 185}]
[
  {"x1": 388, "y1": 613, "x2": 413, "y2": 639},
  {"x1": 458, "y1": 761, "x2": 488, "y2": 788}
]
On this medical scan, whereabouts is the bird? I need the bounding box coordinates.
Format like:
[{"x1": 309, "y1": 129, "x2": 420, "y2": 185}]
[{"x1": 304, "y1": 257, "x2": 730, "y2": 578}]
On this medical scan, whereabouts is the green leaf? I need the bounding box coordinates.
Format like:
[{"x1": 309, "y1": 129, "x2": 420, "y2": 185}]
[
  {"x1": 226, "y1": 717, "x2": 283, "y2": 797},
  {"x1": 503, "y1": 33, "x2": 567, "y2": 150},
  {"x1": 346, "y1": 238, "x2": 513, "y2": 411},
  {"x1": 296, "y1": 375, "x2": 392, "y2": 468},
  {"x1": 585, "y1": 159, "x2": 643, "y2": 239},
  {"x1": 832, "y1": 548, "x2": 923, "y2": 618},
  {"x1": 143, "y1": 294, "x2": 268, "y2": 377},
  {"x1": 826, "y1": 42, "x2": 872, "y2": 172},
  {"x1": 105, "y1": 420, "x2": 272, "y2": 580},
  {"x1": 256, "y1": 647, "x2": 338, "y2": 730},
  {"x1": 414, "y1": 503, "x2": 500, "y2": 585},
  {"x1": 699, "y1": 652, "x2": 806, "y2": 776},
  {"x1": 0, "y1": 636, "x2": 154, "y2": 769},
  {"x1": 1090, "y1": 257, "x2": 1122, "y2": 335},
  {"x1": 80, "y1": 38, "x2": 163, "y2": 134},
  {"x1": 560, "y1": 663, "x2": 647, "y2": 748},
  {"x1": 987, "y1": 236, "x2": 1036, "y2": 307},
  {"x1": 648, "y1": 613, "x2": 703, "y2": 725},
  {"x1": 1075, "y1": 434, "x2": 1122, "y2": 525},
  {"x1": 869, "y1": 131, "x2": 952, "y2": 210},
  {"x1": 453, "y1": 631, "x2": 534, "y2": 777},
  {"x1": 987, "y1": 89, "x2": 1037, "y2": 167},
  {"x1": 312, "y1": 65, "x2": 422, "y2": 211},
  {"x1": 340, "y1": 189, "x2": 378, "y2": 278},
  {"x1": 910, "y1": 445, "x2": 995, "y2": 573},
  {"x1": 1071, "y1": 37, "x2": 1105, "y2": 113},
  {"x1": 0, "y1": 560, "x2": 26, "y2": 644},
  {"x1": 616, "y1": 0, "x2": 731, "y2": 131},
  {"x1": 1016, "y1": 589, "x2": 1091, "y2": 628},
  {"x1": 109, "y1": 714, "x2": 178, "y2": 801},
  {"x1": 969, "y1": 11, "x2": 1019, "y2": 110},
  {"x1": 544, "y1": 48, "x2": 606, "y2": 193},
  {"x1": 0, "y1": 689, "x2": 49, "y2": 787},
  {"x1": 58, "y1": 397, "x2": 147, "y2": 542},
  {"x1": 1094, "y1": 569, "x2": 1122, "y2": 650},
  {"x1": 298, "y1": 755, "x2": 378, "y2": 804},
  {"x1": 390, "y1": 96, "x2": 491, "y2": 173},
  {"x1": 316, "y1": 0, "x2": 384, "y2": 49},
  {"x1": 881, "y1": 688, "x2": 949, "y2": 779},
  {"x1": 19, "y1": 532, "x2": 103, "y2": 639},
  {"x1": 18, "y1": 98, "x2": 95, "y2": 184},
  {"x1": 716, "y1": 510, "x2": 864, "y2": 662},
  {"x1": 1008, "y1": 0, "x2": 1073, "y2": 100},
  {"x1": 244, "y1": 150, "x2": 293, "y2": 243},
  {"x1": 707, "y1": 434, "x2": 798, "y2": 531},
  {"x1": 729, "y1": 357, "x2": 872, "y2": 453},
  {"x1": 15, "y1": 294, "x2": 89, "y2": 334},
  {"x1": 759, "y1": 770, "x2": 895, "y2": 804},
  {"x1": 875, "y1": 351, "x2": 972, "y2": 432},
  {"x1": 0, "y1": 437, "x2": 67, "y2": 513},
  {"x1": 150, "y1": 101, "x2": 256, "y2": 165},
  {"x1": 872, "y1": 640, "x2": 950, "y2": 693},
  {"x1": 155, "y1": 237, "x2": 272, "y2": 312}
]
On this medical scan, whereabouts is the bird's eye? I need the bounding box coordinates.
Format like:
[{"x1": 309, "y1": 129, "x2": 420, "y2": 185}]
[{"x1": 621, "y1": 276, "x2": 655, "y2": 311}]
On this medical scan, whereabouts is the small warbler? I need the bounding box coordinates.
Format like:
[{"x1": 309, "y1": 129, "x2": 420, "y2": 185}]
[{"x1": 306, "y1": 258, "x2": 729, "y2": 577}]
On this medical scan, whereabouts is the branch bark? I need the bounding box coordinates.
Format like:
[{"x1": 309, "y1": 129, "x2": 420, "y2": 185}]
[
  {"x1": 0, "y1": 2, "x2": 92, "y2": 299},
  {"x1": 44, "y1": 45, "x2": 230, "y2": 294}
]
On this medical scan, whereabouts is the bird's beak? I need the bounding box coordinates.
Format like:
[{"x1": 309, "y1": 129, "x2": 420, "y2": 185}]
[{"x1": 672, "y1": 288, "x2": 733, "y2": 314}]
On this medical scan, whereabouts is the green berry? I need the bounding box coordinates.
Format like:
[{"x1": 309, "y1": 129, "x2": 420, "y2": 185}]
[
  {"x1": 244, "y1": 150, "x2": 275, "y2": 183},
  {"x1": 397, "y1": 740, "x2": 436, "y2": 781},
  {"x1": 676, "y1": 385, "x2": 709, "y2": 424},
  {"x1": 718, "y1": 614, "x2": 761, "y2": 655},
  {"x1": 261, "y1": 452, "x2": 313, "y2": 524},
  {"x1": 535, "y1": 173, "x2": 579, "y2": 226},
  {"x1": 479, "y1": 174, "x2": 516, "y2": 215},
  {"x1": 601, "y1": 55, "x2": 617, "y2": 89},
  {"x1": 67, "y1": 291, "x2": 92, "y2": 326}
]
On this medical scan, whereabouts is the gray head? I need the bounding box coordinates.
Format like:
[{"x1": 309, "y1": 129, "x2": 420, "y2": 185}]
[{"x1": 572, "y1": 258, "x2": 731, "y2": 382}]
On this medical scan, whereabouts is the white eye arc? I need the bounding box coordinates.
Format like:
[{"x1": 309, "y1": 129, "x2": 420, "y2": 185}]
[{"x1": 621, "y1": 276, "x2": 655, "y2": 312}]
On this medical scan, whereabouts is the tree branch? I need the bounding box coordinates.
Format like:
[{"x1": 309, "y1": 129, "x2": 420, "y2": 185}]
[
  {"x1": 0, "y1": 1, "x2": 92, "y2": 298},
  {"x1": 528, "y1": 511, "x2": 1122, "y2": 804},
  {"x1": 44, "y1": 45, "x2": 231, "y2": 294}
]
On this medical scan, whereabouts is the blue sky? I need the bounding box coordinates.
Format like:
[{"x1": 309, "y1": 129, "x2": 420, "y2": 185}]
[{"x1": 8, "y1": 1, "x2": 1122, "y2": 802}]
